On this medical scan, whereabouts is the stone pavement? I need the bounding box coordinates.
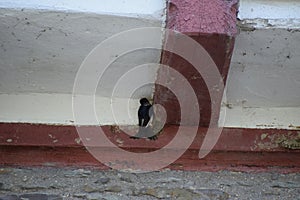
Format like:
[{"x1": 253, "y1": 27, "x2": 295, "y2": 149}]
[{"x1": 0, "y1": 167, "x2": 299, "y2": 200}]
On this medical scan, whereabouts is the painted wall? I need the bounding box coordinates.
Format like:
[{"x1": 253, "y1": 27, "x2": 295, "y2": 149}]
[
  {"x1": 0, "y1": 0, "x2": 165, "y2": 19},
  {"x1": 3, "y1": 0, "x2": 299, "y2": 129},
  {"x1": 0, "y1": 1, "x2": 166, "y2": 125},
  {"x1": 238, "y1": 0, "x2": 300, "y2": 20},
  {"x1": 221, "y1": 0, "x2": 300, "y2": 129}
]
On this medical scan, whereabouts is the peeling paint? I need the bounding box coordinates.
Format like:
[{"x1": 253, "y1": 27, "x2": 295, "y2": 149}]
[
  {"x1": 110, "y1": 125, "x2": 121, "y2": 134},
  {"x1": 0, "y1": 8, "x2": 163, "y2": 98},
  {"x1": 6, "y1": 139, "x2": 13, "y2": 143},
  {"x1": 238, "y1": 19, "x2": 300, "y2": 29},
  {"x1": 288, "y1": 124, "x2": 300, "y2": 129},
  {"x1": 116, "y1": 138, "x2": 124, "y2": 146},
  {"x1": 74, "y1": 137, "x2": 81, "y2": 145},
  {"x1": 237, "y1": 20, "x2": 256, "y2": 32},
  {"x1": 167, "y1": 0, "x2": 238, "y2": 35},
  {"x1": 280, "y1": 138, "x2": 300, "y2": 150},
  {"x1": 253, "y1": 132, "x2": 300, "y2": 150},
  {"x1": 260, "y1": 133, "x2": 268, "y2": 140}
]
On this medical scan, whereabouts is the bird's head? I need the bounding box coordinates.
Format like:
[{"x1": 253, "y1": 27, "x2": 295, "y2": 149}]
[{"x1": 140, "y1": 98, "x2": 150, "y2": 106}]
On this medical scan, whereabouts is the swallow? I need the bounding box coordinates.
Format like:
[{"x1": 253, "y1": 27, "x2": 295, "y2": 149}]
[
  {"x1": 138, "y1": 98, "x2": 152, "y2": 127},
  {"x1": 130, "y1": 98, "x2": 157, "y2": 140}
]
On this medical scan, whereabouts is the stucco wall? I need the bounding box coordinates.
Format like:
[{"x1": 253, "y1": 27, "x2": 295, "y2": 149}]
[
  {"x1": 0, "y1": 1, "x2": 166, "y2": 125},
  {"x1": 0, "y1": 0, "x2": 165, "y2": 19},
  {"x1": 221, "y1": 0, "x2": 300, "y2": 129}
]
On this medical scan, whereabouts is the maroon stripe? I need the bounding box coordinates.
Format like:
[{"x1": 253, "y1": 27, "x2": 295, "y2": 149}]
[{"x1": 0, "y1": 123, "x2": 299, "y2": 172}]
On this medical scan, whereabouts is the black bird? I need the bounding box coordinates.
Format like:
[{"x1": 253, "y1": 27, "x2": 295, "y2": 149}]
[
  {"x1": 138, "y1": 98, "x2": 152, "y2": 127},
  {"x1": 130, "y1": 98, "x2": 157, "y2": 140}
]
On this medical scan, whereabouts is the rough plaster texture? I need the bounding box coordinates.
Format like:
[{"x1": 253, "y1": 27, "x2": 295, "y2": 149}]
[
  {"x1": 227, "y1": 29, "x2": 300, "y2": 108},
  {"x1": 0, "y1": 9, "x2": 162, "y2": 96},
  {"x1": 167, "y1": 0, "x2": 238, "y2": 35},
  {"x1": 154, "y1": 0, "x2": 237, "y2": 126},
  {"x1": 0, "y1": 7, "x2": 165, "y2": 124},
  {"x1": 221, "y1": 0, "x2": 300, "y2": 129},
  {"x1": 0, "y1": 0, "x2": 166, "y2": 19}
]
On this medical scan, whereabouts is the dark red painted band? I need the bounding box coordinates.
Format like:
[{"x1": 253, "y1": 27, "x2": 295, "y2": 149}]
[{"x1": 0, "y1": 123, "x2": 299, "y2": 172}]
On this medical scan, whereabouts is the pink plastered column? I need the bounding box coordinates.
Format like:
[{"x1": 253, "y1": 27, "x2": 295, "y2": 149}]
[{"x1": 155, "y1": 0, "x2": 238, "y2": 126}]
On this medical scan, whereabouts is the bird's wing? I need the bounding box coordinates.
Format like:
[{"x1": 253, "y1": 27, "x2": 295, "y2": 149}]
[{"x1": 138, "y1": 116, "x2": 142, "y2": 126}]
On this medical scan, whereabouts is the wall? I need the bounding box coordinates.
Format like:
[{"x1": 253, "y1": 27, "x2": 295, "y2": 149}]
[
  {"x1": 0, "y1": 0, "x2": 165, "y2": 19},
  {"x1": 220, "y1": 0, "x2": 300, "y2": 129},
  {"x1": 0, "y1": 0, "x2": 166, "y2": 125}
]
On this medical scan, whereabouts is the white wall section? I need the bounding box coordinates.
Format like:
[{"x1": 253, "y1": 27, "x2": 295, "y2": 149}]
[
  {"x1": 0, "y1": 93, "x2": 140, "y2": 125},
  {"x1": 0, "y1": 0, "x2": 166, "y2": 19},
  {"x1": 0, "y1": 1, "x2": 166, "y2": 125},
  {"x1": 221, "y1": 0, "x2": 300, "y2": 129},
  {"x1": 238, "y1": 0, "x2": 300, "y2": 20}
]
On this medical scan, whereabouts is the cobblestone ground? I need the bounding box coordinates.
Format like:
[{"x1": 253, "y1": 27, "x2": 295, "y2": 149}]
[{"x1": 0, "y1": 167, "x2": 299, "y2": 200}]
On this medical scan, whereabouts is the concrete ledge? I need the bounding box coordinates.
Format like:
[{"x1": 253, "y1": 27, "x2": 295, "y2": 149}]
[{"x1": 0, "y1": 123, "x2": 299, "y2": 172}]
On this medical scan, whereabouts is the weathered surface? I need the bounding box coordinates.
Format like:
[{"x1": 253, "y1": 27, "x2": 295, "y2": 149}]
[
  {"x1": 0, "y1": 123, "x2": 299, "y2": 172},
  {"x1": 167, "y1": 0, "x2": 238, "y2": 35},
  {"x1": 154, "y1": 0, "x2": 238, "y2": 126},
  {"x1": 0, "y1": 8, "x2": 162, "y2": 96},
  {"x1": 0, "y1": 167, "x2": 299, "y2": 200}
]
